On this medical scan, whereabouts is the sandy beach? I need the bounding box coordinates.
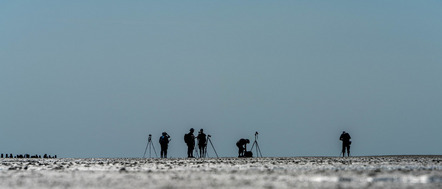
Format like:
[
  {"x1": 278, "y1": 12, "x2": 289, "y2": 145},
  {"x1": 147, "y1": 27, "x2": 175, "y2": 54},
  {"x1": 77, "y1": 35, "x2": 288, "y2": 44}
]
[{"x1": 0, "y1": 156, "x2": 441, "y2": 188}]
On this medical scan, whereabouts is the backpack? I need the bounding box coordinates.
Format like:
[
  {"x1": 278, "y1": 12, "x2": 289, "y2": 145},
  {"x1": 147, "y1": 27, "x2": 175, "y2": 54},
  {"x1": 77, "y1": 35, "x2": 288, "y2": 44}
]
[{"x1": 184, "y1": 134, "x2": 189, "y2": 144}]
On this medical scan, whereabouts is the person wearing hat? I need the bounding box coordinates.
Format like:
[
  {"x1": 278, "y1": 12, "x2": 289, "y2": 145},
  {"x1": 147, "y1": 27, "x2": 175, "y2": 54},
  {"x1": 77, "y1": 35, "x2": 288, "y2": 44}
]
[
  {"x1": 184, "y1": 128, "x2": 196, "y2": 158},
  {"x1": 197, "y1": 129, "x2": 207, "y2": 158},
  {"x1": 159, "y1": 132, "x2": 170, "y2": 158},
  {"x1": 339, "y1": 131, "x2": 352, "y2": 157},
  {"x1": 236, "y1": 138, "x2": 250, "y2": 157}
]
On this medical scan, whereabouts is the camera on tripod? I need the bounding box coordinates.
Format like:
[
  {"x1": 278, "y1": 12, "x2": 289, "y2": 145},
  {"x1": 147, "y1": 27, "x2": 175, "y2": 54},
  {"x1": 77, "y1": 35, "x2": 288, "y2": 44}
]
[{"x1": 249, "y1": 131, "x2": 262, "y2": 158}]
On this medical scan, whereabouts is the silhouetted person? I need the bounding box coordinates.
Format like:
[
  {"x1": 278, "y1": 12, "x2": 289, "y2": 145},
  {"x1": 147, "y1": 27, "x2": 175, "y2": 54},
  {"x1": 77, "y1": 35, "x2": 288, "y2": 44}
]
[
  {"x1": 10, "y1": 154, "x2": 12, "y2": 158},
  {"x1": 184, "y1": 128, "x2": 196, "y2": 158},
  {"x1": 1, "y1": 154, "x2": 3, "y2": 158},
  {"x1": 159, "y1": 132, "x2": 171, "y2": 158},
  {"x1": 340, "y1": 131, "x2": 352, "y2": 157},
  {"x1": 236, "y1": 138, "x2": 250, "y2": 157},
  {"x1": 44, "y1": 154, "x2": 48, "y2": 158},
  {"x1": 197, "y1": 129, "x2": 207, "y2": 158}
]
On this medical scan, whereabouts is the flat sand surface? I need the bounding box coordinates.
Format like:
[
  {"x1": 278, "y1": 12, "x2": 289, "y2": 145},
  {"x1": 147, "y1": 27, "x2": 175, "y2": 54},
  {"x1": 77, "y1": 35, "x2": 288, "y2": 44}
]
[{"x1": 1, "y1": 156, "x2": 441, "y2": 188}]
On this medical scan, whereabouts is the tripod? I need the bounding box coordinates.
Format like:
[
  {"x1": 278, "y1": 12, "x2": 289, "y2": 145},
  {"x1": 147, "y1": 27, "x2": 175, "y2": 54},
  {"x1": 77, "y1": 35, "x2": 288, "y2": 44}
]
[
  {"x1": 143, "y1": 134, "x2": 158, "y2": 158},
  {"x1": 250, "y1": 132, "x2": 263, "y2": 157},
  {"x1": 204, "y1": 135, "x2": 219, "y2": 158}
]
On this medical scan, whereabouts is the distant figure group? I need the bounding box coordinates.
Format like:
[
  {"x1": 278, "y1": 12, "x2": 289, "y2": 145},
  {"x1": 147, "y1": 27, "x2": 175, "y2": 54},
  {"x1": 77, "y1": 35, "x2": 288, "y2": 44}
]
[
  {"x1": 1, "y1": 153, "x2": 57, "y2": 159},
  {"x1": 152, "y1": 129, "x2": 353, "y2": 158}
]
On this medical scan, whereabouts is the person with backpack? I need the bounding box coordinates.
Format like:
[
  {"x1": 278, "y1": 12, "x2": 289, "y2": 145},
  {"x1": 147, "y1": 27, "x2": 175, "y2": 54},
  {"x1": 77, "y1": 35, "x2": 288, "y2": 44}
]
[
  {"x1": 197, "y1": 129, "x2": 207, "y2": 158},
  {"x1": 339, "y1": 131, "x2": 351, "y2": 157},
  {"x1": 159, "y1": 132, "x2": 171, "y2": 158},
  {"x1": 184, "y1": 128, "x2": 196, "y2": 158},
  {"x1": 236, "y1": 138, "x2": 250, "y2": 157}
]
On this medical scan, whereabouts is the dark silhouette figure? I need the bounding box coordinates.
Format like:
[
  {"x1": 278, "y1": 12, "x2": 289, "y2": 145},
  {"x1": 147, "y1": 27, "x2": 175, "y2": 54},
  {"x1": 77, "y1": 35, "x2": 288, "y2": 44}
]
[
  {"x1": 236, "y1": 138, "x2": 250, "y2": 157},
  {"x1": 159, "y1": 132, "x2": 170, "y2": 158},
  {"x1": 340, "y1": 131, "x2": 352, "y2": 157},
  {"x1": 1, "y1": 154, "x2": 3, "y2": 158},
  {"x1": 184, "y1": 128, "x2": 196, "y2": 158},
  {"x1": 197, "y1": 129, "x2": 207, "y2": 158},
  {"x1": 9, "y1": 154, "x2": 12, "y2": 158}
]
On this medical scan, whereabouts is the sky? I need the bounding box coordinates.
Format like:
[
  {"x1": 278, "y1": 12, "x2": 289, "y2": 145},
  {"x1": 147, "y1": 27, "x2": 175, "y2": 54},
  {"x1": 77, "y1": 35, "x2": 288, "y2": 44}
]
[{"x1": 1, "y1": 1, "x2": 441, "y2": 158}]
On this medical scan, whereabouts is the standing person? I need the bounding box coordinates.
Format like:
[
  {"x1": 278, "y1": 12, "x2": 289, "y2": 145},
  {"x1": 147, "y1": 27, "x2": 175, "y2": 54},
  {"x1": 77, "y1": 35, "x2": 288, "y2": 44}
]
[
  {"x1": 159, "y1": 132, "x2": 170, "y2": 158},
  {"x1": 236, "y1": 138, "x2": 250, "y2": 157},
  {"x1": 339, "y1": 131, "x2": 352, "y2": 157},
  {"x1": 197, "y1": 129, "x2": 207, "y2": 158},
  {"x1": 184, "y1": 128, "x2": 196, "y2": 158}
]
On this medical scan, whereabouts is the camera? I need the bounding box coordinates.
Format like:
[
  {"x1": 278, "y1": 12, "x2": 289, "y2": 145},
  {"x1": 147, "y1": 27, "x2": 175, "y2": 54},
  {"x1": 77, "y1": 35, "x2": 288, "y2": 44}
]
[{"x1": 208, "y1": 135, "x2": 211, "y2": 137}]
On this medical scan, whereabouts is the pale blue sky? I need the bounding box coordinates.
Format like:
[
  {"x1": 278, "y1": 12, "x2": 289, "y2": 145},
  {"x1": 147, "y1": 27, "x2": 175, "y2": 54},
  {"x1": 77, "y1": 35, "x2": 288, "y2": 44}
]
[{"x1": 1, "y1": 1, "x2": 441, "y2": 158}]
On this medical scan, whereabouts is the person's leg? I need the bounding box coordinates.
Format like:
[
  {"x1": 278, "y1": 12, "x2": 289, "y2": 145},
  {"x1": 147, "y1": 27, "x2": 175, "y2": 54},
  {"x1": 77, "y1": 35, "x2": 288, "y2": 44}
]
[
  {"x1": 187, "y1": 145, "x2": 191, "y2": 157},
  {"x1": 342, "y1": 143, "x2": 346, "y2": 157},
  {"x1": 189, "y1": 146, "x2": 194, "y2": 158},
  {"x1": 347, "y1": 145, "x2": 350, "y2": 157},
  {"x1": 238, "y1": 146, "x2": 242, "y2": 157}
]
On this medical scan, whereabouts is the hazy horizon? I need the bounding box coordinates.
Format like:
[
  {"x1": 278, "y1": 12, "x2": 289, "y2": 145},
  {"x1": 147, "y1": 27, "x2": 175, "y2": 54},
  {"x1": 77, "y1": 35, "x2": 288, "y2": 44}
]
[{"x1": 1, "y1": 1, "x2": 441, "y2": 158}]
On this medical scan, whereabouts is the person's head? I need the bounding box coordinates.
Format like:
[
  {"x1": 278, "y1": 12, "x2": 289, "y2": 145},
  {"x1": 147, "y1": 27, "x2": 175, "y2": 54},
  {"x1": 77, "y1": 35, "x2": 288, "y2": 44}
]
[
  {"x1": 190, "y1": 128, "x2": 194, "y2": 133},
  {"x1": 162, "y1": 132, "x2": 167, "y2": 136},
  {"x1": 200, "y1": 129, "x2": 203, "y2": 133},
  {"x1": 246, "y1": 139, "x2": 250, "y2": 143},
  {"x1": 342, "y1": 131, "x2": 346, "y2": 134}
]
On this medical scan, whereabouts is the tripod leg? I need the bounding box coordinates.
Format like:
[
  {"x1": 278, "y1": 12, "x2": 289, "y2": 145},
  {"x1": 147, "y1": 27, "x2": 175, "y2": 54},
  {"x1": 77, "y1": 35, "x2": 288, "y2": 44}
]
[
  {"x1": 208, "y1": 138, "x2": 219, "y2": 158},
  {"x1": 143, "y1": 140, "x2": 150, "y2": 158},
  {"x1": 255, "y1": 142, "x2": 259, "y2": 157},
  {"x1": 250, "y1": 142, "x2": 256, "y2": 152},
  {"x1": 151, "y1": 142, "x2": 158, "y2": 158},
  {"x1": 256, "y1": 142, "x2": 262, "y2": 157}
]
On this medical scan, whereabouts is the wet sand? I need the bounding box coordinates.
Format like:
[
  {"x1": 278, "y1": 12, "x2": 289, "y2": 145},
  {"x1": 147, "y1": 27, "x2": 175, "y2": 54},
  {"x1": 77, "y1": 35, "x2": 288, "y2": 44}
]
[{"x1": 0, "y1": 156, "x2": 441, "y2": 188}]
